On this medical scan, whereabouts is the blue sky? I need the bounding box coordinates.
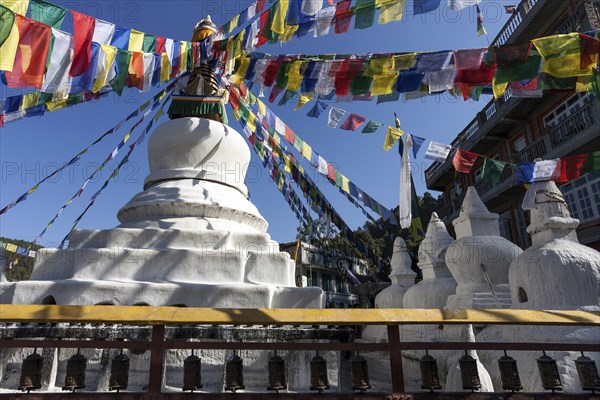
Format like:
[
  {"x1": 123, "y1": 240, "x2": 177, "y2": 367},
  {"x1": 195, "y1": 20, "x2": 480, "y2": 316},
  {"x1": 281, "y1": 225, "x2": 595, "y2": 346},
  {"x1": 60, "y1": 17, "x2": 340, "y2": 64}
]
[{"x1": 0, "y1": 0, "x2": 513, "y2": 247}]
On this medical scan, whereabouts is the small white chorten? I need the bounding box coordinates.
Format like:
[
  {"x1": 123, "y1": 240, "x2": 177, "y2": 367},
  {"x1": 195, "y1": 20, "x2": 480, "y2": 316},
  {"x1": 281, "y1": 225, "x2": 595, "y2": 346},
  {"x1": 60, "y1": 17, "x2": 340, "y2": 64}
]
[{"x1": 375, "y1": 237, "x2": 416, "y2": 309}]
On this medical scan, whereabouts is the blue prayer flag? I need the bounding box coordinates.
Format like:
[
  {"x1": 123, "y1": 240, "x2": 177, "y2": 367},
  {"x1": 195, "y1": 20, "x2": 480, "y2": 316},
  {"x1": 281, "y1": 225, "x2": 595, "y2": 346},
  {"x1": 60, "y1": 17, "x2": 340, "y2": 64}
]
[
  {"x1": 71, "y1": 42, "x2": 100, "y2": 93},
  {"x1": 395, "y1": 71, "x2": 425, "y2": 93},
  {"x1": 5, "y1": 95, "x2": 22, "y2": 113},
  {"x1": 413, "y1": 0, "x2": 442, "y2": 15},
  {"x1": 306, "y1": 100, "x2": 328, "y2": 118},
  {"x1": 412, "y1": 135, "x2": 426, "y2": 158},
  {"x1": 517, "y1": 163, "x2": 535, "y2": 183},
  {"x1": 110, "y1": 26, "x2": 130, "y2": 49}
]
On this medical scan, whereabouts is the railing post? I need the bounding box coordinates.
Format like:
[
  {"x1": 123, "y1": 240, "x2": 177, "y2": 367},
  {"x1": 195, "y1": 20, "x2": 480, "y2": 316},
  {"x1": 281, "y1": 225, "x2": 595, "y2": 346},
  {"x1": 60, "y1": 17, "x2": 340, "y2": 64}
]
[
  {"x1": 148, "y1": 324, "x2": 165, "y2": 395},
  {"x1": 387, "y1": 325, "x2": 405, "y2": 394}
]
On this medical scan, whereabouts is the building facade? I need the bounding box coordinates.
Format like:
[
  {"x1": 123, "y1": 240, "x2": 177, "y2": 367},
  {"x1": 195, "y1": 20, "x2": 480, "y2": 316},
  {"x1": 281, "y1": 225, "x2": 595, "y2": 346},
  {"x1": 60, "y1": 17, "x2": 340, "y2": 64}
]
[
  {"x1": 281, "y1": 242, "x2": 369, "y2": 308},
  {"x1": 425, "y1": 0, "x2": 600, "y2": 250}
]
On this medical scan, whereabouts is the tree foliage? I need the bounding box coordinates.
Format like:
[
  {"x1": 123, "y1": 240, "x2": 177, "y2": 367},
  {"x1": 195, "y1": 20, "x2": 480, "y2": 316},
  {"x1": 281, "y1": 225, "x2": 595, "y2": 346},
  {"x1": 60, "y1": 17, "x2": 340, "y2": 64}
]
[{"x1": 1, "y1": 237, "x2": 42, "y2": 281}]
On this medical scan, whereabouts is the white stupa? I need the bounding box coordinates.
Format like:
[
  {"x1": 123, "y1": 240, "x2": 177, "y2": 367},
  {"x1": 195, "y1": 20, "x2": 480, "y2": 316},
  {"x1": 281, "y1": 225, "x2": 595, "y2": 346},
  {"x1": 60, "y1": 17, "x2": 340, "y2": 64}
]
[{"x1": 0, "y1": 117, "x2": 323, "y2": 308}]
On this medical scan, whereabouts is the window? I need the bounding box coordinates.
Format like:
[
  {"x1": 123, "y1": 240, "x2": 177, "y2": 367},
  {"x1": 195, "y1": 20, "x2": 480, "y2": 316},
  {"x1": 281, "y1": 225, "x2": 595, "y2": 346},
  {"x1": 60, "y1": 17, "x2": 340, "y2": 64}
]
[
  {"x1": 577, "y1": 187, "x2": 593, "y2": 221},
  {"x1": 565, "y1": 192, "x2": 579, "y2": 219},
  {"x1": 322, "y1": 274, "x2": 333, "y2": 292},
  {"x1": 499, "y1": 211, "x2": 515, "y2": 243},
  {"x1": 514, "y1": 137, "x2": 527, "y2": 152},
  {"x1": 591, "y1": 180, "x2": 600, "y2": 216}
]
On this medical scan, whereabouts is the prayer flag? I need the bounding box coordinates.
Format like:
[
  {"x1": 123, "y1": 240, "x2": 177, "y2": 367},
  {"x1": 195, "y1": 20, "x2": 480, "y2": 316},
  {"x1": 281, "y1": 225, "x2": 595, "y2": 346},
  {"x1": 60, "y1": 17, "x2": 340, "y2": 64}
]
[
  {"x1": 141, "y1": 52, "x2": 155, "y2": 91},
  {"x1": 327, "y1": 106, "x2": 346, "y2": 128},
  {"x1": 334, "y1": 0, "x2": 352, "y2": 34},
  {"x1": 581, "y1": 151, "x2": 600, "y2": 174},
  {"x1": 377, "y1": 0, "x2": 405, "y2": 24},
  {"x1": 301, "y1": 142, "x2": 312, "y2": 160},
  {"x1": 355, "y1": 0, "x2": 375, "y2": 29},
  {"x1": 414, "y1": 0, "x2": 441, "y2": 15},
  {"x1": 70, "y1": 10, "x2": 95, "y2": 77},
  {"x1": 452, "y1": 149, "x2": 478, "y2": 173},
  {"x1": 294, "y1": 93, "x2": 312, "y2": 110},
  {"x1": 448, "y1": 0, "x2": 481, "y2": 10},
  {"x1": 110, "y1": 49, "x2": 131, "y2": 95},
  {"x1": 516, "y1": 162, "x2": 534, "y2": 183},
  {"x1": 271, "y1": 0, "x2": 289, "y2": 35},
  {"x1": 128, "y1": 28, "x2": 144, "y2": 52},
  {"x1": 481, "y1": 158, "x2": 505, "y2": 183},
  {"x1": 314, "y1": 6, "x2": 335, "y2": 37},
  {"x1": 0, "y1": 9, "x2": 18, "y2": 71},
  {"x1": 414, "y1": 51, "x2": 452, "y2": 73},
  {"x1": 301, "y1": 0, "x2": 322, "y2": 16},
  {"x1": 476, "y1": 5, "x2": 487, "y2": 37},
  {"x1": 424, "y1": 141, "x2": 452, "y2": 161},
  {"x1": 411, "y1": 135, "x2": 425, "y2": 157},
  {"x1": 372, "y1": 73, "x2": 398, "y2": 95},
  {"x1": 318, "y1": 155, "x2": 328, "y2": 174},
  {"x1": 92, "y1": 44, "x2": 117, "y2": 92},
  {"x1": 110, "y1": 26, "x2": 129, "y2": 49},
  {"x1": 306, "y1": 100, "x2": 328, "y2": 118},
  {"x1": 159, "y1": 52, "x2": 170, "y2": 82},
  {"x1": 70, "y1": 41, "x2": 99, "y2": 92},
  {"x1": 383, "y1": 126, "x2": 403, "y2": 150},
  {"x1": 533, "y1": 33, "x2": 592, "y2": 78},
  {"x1": 155, "y1": 36, "x2": 166, "y2": 53},
  {"x1": 361, "y1": 120, "x2": 383, "y2": 133},
  {"x1": 0, "y1": 0, "x2": 28, "y2": 14},
  {"x1": 30, "y1": 0, "x2": 65, "y2": 28},
  {"x1": 92, "y1": 18, "x2": 115, "y2": 45},
  {"x1": 143, "y1": 34, "x2": 156, "y2": 53},
  {"x1": 0, "y1": 4, "x2": 14, "y2": 48},
  {"x1": 395, "y1": 71, "x2": 424, "y2": 92},
  {"x1": 554, "y1": 154, "x2": 588, "y2": 182},
  {"x1": 398, "y1": 134, "x2": 413, "y2": 229},
  {"x1": 339, "y1": 113, "x2": 366, "y2": 131},
  {"x1": 532, "y1": 159, "x2": 560, "y2": 182},
  {"x1": 5, "y1": 14, "x2": 51, "y2": 89}
]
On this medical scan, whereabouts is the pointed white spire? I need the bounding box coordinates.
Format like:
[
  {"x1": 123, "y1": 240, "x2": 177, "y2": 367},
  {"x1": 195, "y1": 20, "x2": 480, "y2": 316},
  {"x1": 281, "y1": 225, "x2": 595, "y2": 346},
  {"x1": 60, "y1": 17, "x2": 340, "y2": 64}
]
[
  {"x1": 453, "y1": 187, "x2": 500, "y2": 238},
  {"x1": 418, "y1": 212, "x2": 454, "y2": 279},
  {"x1": 390, "y1": 237, "x2": 416, "y2": 277}
]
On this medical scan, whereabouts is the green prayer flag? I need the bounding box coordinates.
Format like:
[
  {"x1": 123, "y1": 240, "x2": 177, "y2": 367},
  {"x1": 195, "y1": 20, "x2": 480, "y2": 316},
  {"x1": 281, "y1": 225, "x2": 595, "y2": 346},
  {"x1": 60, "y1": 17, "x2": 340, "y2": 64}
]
[
  {"x1": 275, "y1": 61, "x2": 292, "y2": 89},
  {"x1": 494, "y1": 54, "x2": 541, "y2": 84},
  {"x1": 293, "y1": 136, "x2": 303, "y2": 151},
  {"x1": 481, "y1": 158, "x2": 506, "y2": 184},
  {"x1": 335, "y1": 171, "x2": 343, "y2": 188},
  {"x1": 581, "y1": 151, "x2": 600, "y2": 174},
  {"x1": 539, "y1": 73, "x2": 577, "y2": 91},
  {"x1": 278, "y1": 89, "x2": 295, "y2": 106},
  {"x1": 67, "y1": 93, "x2": 84, "y2": 106},
  {"x1": 30, "y1": 0, "x2": 66, "y2": 28},
  {"x1": 0, "y1": 4, "x2": 14, "y2": 48},
  {"x1": 361, "y1": 120, "x2": 383, "y2": 134},
  {"x1": 350, "y1": 75, "x2": 373, "y2": 95},
  {"x1": 377, "y1": 91, "x2": 400, "y2": 104},
  {"x1": 110, "y1": 50, "x2": 132, "y2": 96},
  {"x1": 142, "y1": 34, "x2": 156, "y2": 53},
  {"x1": 355, "y1": 0, "x2": 375, "y2": 29},
  {"x1": 593, "y1": 68, "x2": 600, "y2": 104}
]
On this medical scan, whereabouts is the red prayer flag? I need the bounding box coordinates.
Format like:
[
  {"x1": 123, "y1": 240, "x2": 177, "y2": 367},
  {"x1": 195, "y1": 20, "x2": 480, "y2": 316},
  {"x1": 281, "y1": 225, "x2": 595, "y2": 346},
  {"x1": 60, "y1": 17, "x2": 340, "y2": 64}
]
[
  {"x1": 70, "y1": 10, "x2": 95, "y2": 77},
  {"x1": 327, "y1": 163, "x2": 336, "y2": 181},
  {"x1": 339, "y1": 113, "x2": 366, "y2": 131},
  {"x1": 262, "y1": 60, "x2": 281, "y2": 87},
  {"x1": 229, "y1": 87, "x2": 240, "y2": 111},
  {"x1": 554, "y1": 154, "x2": 588, "y2": 182},
  {"x1": 284, "y1": 125, "x2": 295, "y2": 144},
  {"x1": 335, "y1": 0, "x2": 352, "y2": 34},
  {"x1": 155, "y1": 36, "x2": 166, "y2": 53},
  {"x1": 453, "y1": 149, "x2": 479, "y2": 174},
  {"x1": 5, "y1": 14, "x2": 51, "y2": 89},
  {"x1": 579, "y1": 33, "x2": 600, "y2": 69},
  {"x1": 269, "y1": 86, "x2": 283, "y2": 103},
  {"x1": 256, "y1": 0, "x2": 267, "y2": 14},
  {"x1": 455, "y1": 62, "x2": 496, "y2": 99},
  {"x1": 256, "y1": 10, "x2": 270, "y2": 47}
]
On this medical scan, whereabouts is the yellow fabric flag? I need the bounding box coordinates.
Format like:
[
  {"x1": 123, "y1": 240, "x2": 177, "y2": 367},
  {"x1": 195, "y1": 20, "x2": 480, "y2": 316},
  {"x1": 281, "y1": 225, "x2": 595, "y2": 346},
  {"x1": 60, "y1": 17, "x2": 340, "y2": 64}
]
[
  {"x1": 533, "y1": 33, "x2": 590, "y2": 78},
  {"x1": 301, "y1": 142, "x2": 312, "y2": 160},
  {"x1": 5, "y1": 243, "x2": 18, "y2": 252},
  {"x1": 0, "y1": 0, "x2": 28, "y2": 14},
  {"x1": 341, "y1": 176, "x2": 350, "y2": 193},
  {"x1": 247, "y1": 112, "x2": 257, "y2": 132},
  {"x1": 377, "y1": 0, "x2": 405, "y2": 24},
  {"x1": 365, "y1": 58, "x2": 395, "y2": 76},
  {"x1": 372, "y1": 73, "x2": 399, "y2": 95},
  {"x1": 0, "y1": 21, "x2": 19, "y2": 71},
  {"x1": 45, "y1": 99, "x2": 67, "y2": 111},
  {"x1": 21, "y1": 92, "x2": 39, "y2": 109},
  {"x1": 383, "y1": 126, "x2": 404, "y2": 150},
  {"x1": 93, "y1": 45, "x2": 117, "y2": 92},
  {"x1": 160, "y1": 53, "x2": 170, "y2": 82},
  {"x1": 257, "y1": 99, "x2": 267, "y2": 117},
  {"x1": 287, "y1": 61, "x2": 305, "y2": 91},
  {"x1": 394, "y1": 53, "x2": 417, "y2": 70},
  {"x1": 284, "y1": 155, "x2": 292, "y2": 173},
  {"x1": 271, "y1": 0, "x2": 289, "y2": 35},
  {"x1": 128, "y1": 29, "x2": 144, "y2": 52},
  {"x1": 280, "y1": 24, "x2": 299, "y2": 43},
  {"x1": 231, "y1": 57, "x2": 250, "y2": 86},
  {"x1": 294, "y1": 93, "x2": 313, "y2": 110},
  {"x1": 229, "y1": 15, "x2": 240, "y2": 31},
  {"x1": 179, "y1": 41, "x2": 188, "y2": 73},
  {"x1": 492, "y1": 76, "x2": 508, "y2": 99},
  {"x1": 576, "y1": 75, "x2": 593, "y2": 92}
]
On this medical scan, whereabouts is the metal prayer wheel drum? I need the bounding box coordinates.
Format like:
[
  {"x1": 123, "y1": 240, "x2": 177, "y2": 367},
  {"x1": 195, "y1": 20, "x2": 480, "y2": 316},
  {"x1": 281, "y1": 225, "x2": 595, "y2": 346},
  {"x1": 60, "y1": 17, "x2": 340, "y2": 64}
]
[
  {"x1": 498, "y1": 354, "x2": 522, "y2": 392},
  {"x1": 310, "y1": 353, "x2": 330, "y2": 393},
  {"x1": 267, "y1": 353, "x2": 286, "y2": 392},
  {"x1": 19, "y1": 352, "x2": 44, "y2": 392},
  {"x1": 458, "y1": 353, "x2": 481, "y2": 391},
  {"x1": 183, "y1": 354, "x2": 203, "y2": 391},
  {"x1": 419, "y1": 353, "x2": 441, "y2": 391},
  {"x1": 575, "y1": 354, "x2": 600, "y2": 392},
  {"x1": 224, "y1": 353, "x2": 245, "y2": 393},
  {"x1": 350, "y1": 354, "x2": 370, "y2": 392},
  {"x1": 536, "y1": 352, "x2": 563, "y2": 391},
  {"x1": 108, "y1": 353, "x2": 130, "y2": 391},
  {"x1": 62, "y1": 353, "x2": 87, "y2": 391}
]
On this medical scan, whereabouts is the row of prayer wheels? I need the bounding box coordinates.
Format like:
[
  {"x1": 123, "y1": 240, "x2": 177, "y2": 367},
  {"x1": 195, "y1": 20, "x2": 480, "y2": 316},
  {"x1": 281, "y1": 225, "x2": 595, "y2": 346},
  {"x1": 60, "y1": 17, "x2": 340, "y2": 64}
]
[
  {"x1": 420, "y1": 350, "x2": 600, "y2": 393},
  {"x1": 18, "y1": 348, "x2": 600, "y2": 393}
]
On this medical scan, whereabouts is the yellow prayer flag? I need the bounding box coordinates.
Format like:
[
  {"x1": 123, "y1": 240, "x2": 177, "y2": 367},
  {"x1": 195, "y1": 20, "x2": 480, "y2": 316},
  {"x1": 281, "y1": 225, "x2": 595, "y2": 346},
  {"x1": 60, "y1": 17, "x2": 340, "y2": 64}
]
[
  {"x1": 294, "y1": 93, "x2": 313, "y2": 110},
  {"x1": 365, "y1": 58, "x2": 395, "y2": 77},
  {"x1": 5, "y1": 243, "x2": 17, "y2": 252},
  {"x1": 93, "y1": 45, "x2": 117, "y2": 92},
  {"x1": 160, "y1": 53, "x2": 170, "y2": 82},
  {"x1": 0, "y1": 21, "x2": 19, "y2": 71},
  {"x1": 287, "y1": 61, "x2": 305, "y2": 91},
  {"x1": 492, "y1": 76, "x2": 508, "y2": 99},
  {"x1": 341, "y1": 176, "x2": 350, "y2": 193},
  {"x1": 0, "y1": 0, "x2": 28, "y2": 14},
  {"x1": 301, "y1": 142, "x2": 312, "y2": 160},
  {"x1": 153, "y1": 108, "x2": 165, "y2": 122},
  {"x1": 394, "y1": 53, "x2": 417, "y2": 70},
  {"x1": 232, "y1": 109, "x2": 241, "y2": 121},
  {"x1": 280, "y1": 24, "x2": 299, "y2": 43},
  {"x1": 271, "y1": 0, "x2": 289, "y2": 35},
  {"x1": 230, "y1": 15, "x2": 240, "y2": 31},
  {"x1": 277, "y1": 176, "x2": 284, "y2": 191},
  {"x1": 376, "y1": 0, "x2": 405, "y2": 25},
  {"x1": 383, "y1": 126, "x2": 403, "y2": 151},
  {"x1": 284, "y1": 155, "x2": 292, "y2": 173},
  {"x1": 179, "y1": 41, "x2": 188, "y2": 73},
  {"x1": 21, "y1": 92, "x2": 39, "y2": 110},
  {"x1": 576, "y1": 75, "x2": 593, "y2": 92},
  {"x1": 231, "y1": 57, "x2": 250, "y2": 86},
  {"x1": 533, "y1": 33, "x2": 591, "y2": 78},
  {"x1": 128, "y1": 29, "x2": 144, "y2": 52},
  {"x1": 257, "y1": 99, "x2": 267, "y2": 117},
  {"x1": 247, "y1": 112, "x2": 256, "y2": 132},
  {"x1": 371, "y1": 73, "x2": 399, "y2": 95},
  {"x1": 45, "y1": 99, "x2": 67, "y2": 111}
]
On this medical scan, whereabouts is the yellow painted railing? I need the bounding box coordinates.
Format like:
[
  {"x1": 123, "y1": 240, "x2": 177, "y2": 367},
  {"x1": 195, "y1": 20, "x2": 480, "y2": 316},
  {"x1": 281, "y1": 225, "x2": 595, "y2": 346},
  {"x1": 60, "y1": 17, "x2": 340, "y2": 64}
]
[{"x1": 0, "y1": 304, "x2": 598, "y2": 326}]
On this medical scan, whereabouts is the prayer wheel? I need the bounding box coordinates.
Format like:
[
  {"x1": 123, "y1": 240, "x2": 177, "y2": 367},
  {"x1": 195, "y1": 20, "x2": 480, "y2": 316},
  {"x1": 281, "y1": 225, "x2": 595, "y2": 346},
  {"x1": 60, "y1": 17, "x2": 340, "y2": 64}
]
[
  {"x1": 458, "y1": 352, "x2": 481, "y2": 392},
  {"x1": 183, "y1": 353, "x2": 203, "y2": 391},
  {"x1": 62, "y1": 352, "x2": 87, "y2": 391},
  {"x1": 350, "y1": 353, "x2": 370, "y2": 392},
  {"x1": 267, "y1": 352, "x2": 286, "y2": 392},
  {"x1": 419, "y1": 351, "x2": 441, "y2": 391},
  {"x1": 19, "y1": 352, "x2": 43, "y2": 392},
  {"x1": 108, "y1": 353, "x2": 130, "y2": 391},
  {"x1": 497, "y1": 352, "x2": 522, "y2": 392},
  {"x1": 575, "y1": 353, "x2": 600, "y2": 392},
  {"x1": 536, "y1": 352, "x2": 562, "y2": 392},
  {"x1": 309, "y1": 352, "x2": 329, "y2": 393},
  {"x1": 224, "y1": 353, "x2": 245, "y2": 393}
]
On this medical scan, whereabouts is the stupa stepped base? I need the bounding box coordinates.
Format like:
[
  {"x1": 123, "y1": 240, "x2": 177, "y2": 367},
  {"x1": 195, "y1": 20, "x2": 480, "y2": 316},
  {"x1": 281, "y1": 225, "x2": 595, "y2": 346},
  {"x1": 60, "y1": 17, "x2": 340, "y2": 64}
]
[
  {"x1": 3, "y1": 279, "x2": 323, "y2": 307},
  {"x1": 446, "y1": 285, "x2": 512, "y2": 309}
]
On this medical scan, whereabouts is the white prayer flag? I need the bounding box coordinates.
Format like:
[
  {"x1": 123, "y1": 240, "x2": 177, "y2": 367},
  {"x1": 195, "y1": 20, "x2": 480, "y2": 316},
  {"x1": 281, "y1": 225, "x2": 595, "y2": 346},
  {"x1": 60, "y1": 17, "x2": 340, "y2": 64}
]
[
  {"x1": 301, "y1": 0, "x2": 323, "y2": 16},
  {"x1": 425, "y1": 141, "x2": 453, "y2": 161},
  {"x1": 92, "y1": 44, "x2": 117, "y2": 92},
  {"x1": 533, "y1": 159, "x2": 559, "y2": 182},
  {"x1": 399, "y1": 134, "x2": 413, "y2": 229},
  {"x1": 315, "y1": 61, "x2": 334, "y2": 96},
  {"x1": 244, "y1": 20, "x2": 259, "y2": 52},
  {"x1": 247, "y1": 1, "x2": 257, "y2": 19},
  {"x1": 275, "y1": 116, "x2": 285, "y2": 134},
  {"x1": 327, "y1": 107, "x2": 346, "y2": 128},
  {"x1": 165, "y1": 38, "x2": 174, "y2": 63},
  {"x1": 141, "y1": 52, "x2": 155, "y2": 92},
  {"x1": 318, "y1": 156, "x2": 328, "y2": 175},
  {"x1": 313, "y1": 6, "x2": 335, "y2": 37},
  {"x1": 92, "y1": 18, "x2": 115, "y2": 45},
  {"x1": 448, "y1": 0, "x2": 481, "y2": 10},
  {"x1": 42, "y1": 28, "x2": 73, "y2": 99}
]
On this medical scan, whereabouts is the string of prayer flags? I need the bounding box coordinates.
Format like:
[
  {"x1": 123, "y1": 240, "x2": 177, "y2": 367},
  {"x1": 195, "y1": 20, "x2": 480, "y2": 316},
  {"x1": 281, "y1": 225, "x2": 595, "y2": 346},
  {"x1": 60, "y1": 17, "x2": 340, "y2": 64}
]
[
  {"x1": 0, "y1": 240, "x2": 37, "y2": 258},
  {"x1": 339, "y1": 113, "x2": 366, "y2": 131}
]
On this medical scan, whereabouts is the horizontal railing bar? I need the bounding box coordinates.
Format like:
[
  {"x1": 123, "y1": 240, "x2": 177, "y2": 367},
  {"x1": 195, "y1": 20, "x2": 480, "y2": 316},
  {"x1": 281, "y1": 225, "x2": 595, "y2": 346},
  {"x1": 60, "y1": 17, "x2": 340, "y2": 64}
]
[
  {"x1": 1, "y1": 339, "x2": 598, "y2": 353},
  {"x1": 0, "y1": 305, "x2": 598, "y2": 326}
]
